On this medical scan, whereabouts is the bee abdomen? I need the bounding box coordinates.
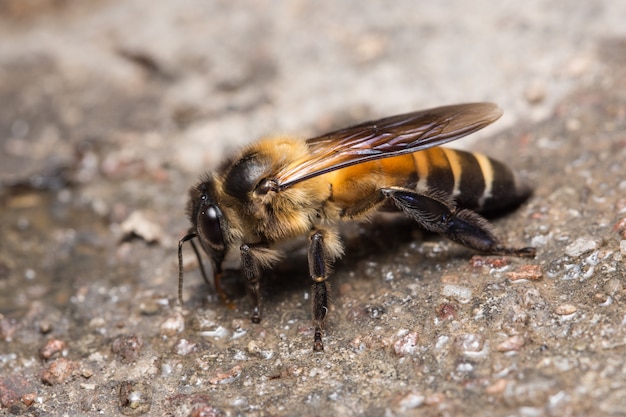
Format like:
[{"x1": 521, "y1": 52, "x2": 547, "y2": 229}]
[{"x1": 414, "y1": 148, "x2": 531, "y2": 215}]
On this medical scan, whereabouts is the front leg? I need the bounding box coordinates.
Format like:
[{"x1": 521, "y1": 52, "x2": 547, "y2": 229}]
[
  {"x1": 240, "y1": 243, "x2": 281, "y2": 323},
  {"x1": 308, "y1": 229, "x2": 344, "y2": 351}
]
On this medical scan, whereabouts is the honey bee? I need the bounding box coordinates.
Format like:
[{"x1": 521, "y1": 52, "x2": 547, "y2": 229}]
[{"x1": 178, "y1": 103, "x2": 536, "y2": 351}]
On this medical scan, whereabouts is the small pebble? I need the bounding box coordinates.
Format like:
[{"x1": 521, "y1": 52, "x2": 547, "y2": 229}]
[
  {"x1": 496, "y1": 335, "x2": 525, "y2": 352},
  {"x1": 503, "y1": 375, "x2": 557, "y2": 407},
  {"x1": 0, "y1": 315, "x2": 19, "y2": 342},
  {"x1": 40, "y1": 339, "x2": 67, "y2": 360},
  {"x1": 436, "y1": 303, "x2": 458, "y2": 320},
  {"x1": 138, "y1": 298, "x2": 161, "y2": 315},
  {"x1": 612, "y1": 218, "x2": 626, "y2": 238},
  {"x1": 565, "y1": 237, "x2": 597, "y2": 257},
  {"x1": 173, "y1": 338, "x2": 198, "y2": 356},
  {"x1": 112, "y1": 335, "x2": 144, "y2": 363},
  {"x1": 555, "y1": 304, "x2": 577, "y2": 315},
  {"x1": 469, "y1": 255, "x2": 511, "y2": 269},
  {"x1": 593, "y1": 292, "x2": 609, "y2": 304},
  {"x1": 190, "y1": 404, "x2": 222, "y2": 417},
  {"x1": 160, "y1": 311, "x2": 185, "y2": 336},
  {"x1": 21, "y1": 393, "x2": 36, "y2": 407},
  {"x1": 392, "y1": 390, "x2": 425, "y2": 410},
  {"x1": 506, "y1": 265, "x2": 543, "y2": 281},
  {"x1": 118, "y1": 381, "x2": 152, "y2": 415},
  {"x1": 199, "y1": 325, "x2": 229, "y2": 339},
  {"x1": 41, "y1": 358, "x2": 77, "y2": 385},
  {"x1": 208, "y1": 365, "x2": 242, "y2": 385},
  {"x1": 441, "y1": 284, "x2": 473, "y2": 304},
  {"x1": 39, "y1": 321, "x2": 53, "y2": 334},
  {"x1": 246, "y1": 340, "x2": 274, "y2": 360},
  {"x1": 486, "y1": 378, "x2": 510, "y2": 395},
  {"x1": 605, "y1": 278, "x2": 623, "y2": 295},
  {"x1": 454, "y1": 333, "x2": 485, "y2": 355},
  {"x1": 120, "y1": 210, "x2": 163, "y2": 243},
  {"x1": 0, "y1": 375, "x2": 34, "y2": 408},
  {"x1": 524, "y1": 80, "x2": 547, "y2": 104},
  {"x1": 393, "y1": 331, "x2": 419, "y2": 357}
]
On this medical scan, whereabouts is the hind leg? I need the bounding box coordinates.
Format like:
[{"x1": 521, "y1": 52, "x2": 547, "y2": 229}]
[{"x1": 343, "y1": 187, "x2": 535, "y2": 257}]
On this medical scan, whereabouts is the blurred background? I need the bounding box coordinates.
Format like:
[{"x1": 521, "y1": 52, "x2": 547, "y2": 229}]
[{"x1": 2, "y1": 0, "x2": 623, "y2": 186}]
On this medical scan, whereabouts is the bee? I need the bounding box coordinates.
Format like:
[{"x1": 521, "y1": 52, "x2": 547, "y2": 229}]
[{"x1": 178, "y1": 103, "x2": 536, "y2": 351}]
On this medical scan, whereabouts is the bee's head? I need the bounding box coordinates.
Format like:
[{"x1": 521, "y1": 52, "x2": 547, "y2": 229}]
[{"x1": 187, "y1": 176, "x2": 228, "y2": 269}]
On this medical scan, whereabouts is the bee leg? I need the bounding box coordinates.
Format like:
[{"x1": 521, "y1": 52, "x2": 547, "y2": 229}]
[
  {"x1": 186, "y1": 237, "x2": 234, "y2": 308},
  {"x1": 240, "y1": 244, "x2": 264, "y2": 323},
  {"x1": 381, "y1": 188, "x2": 536, "y2": 257},
  {"x1": 309, "y1": 230, "x2": 332, "y2": 351}
]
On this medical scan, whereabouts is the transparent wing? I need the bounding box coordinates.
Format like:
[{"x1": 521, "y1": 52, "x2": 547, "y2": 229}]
[{"x1": 274, "y1": 103, "x2": 503, "y2": 190}]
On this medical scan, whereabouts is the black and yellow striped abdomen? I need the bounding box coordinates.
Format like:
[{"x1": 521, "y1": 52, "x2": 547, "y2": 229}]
[
  {"x1": 412, "y1": 147, "x2": 531, "y2": 214},
  {"x1": 326, "y1": 147, "x2": 531, "y2": 215}
]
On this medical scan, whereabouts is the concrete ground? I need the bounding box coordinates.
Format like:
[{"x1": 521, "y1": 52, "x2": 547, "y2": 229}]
[{"x1": 1, "y1": 1, "x2": 626, "y2": 416}]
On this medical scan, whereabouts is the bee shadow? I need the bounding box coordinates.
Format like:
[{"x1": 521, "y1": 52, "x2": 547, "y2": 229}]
[{"x1": 210, "y1": 215, "x2": 426, "y2": 306}]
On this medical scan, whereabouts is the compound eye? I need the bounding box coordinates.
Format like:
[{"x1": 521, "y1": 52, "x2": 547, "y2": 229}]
[{"x1": 199, "y1": 204, "x2": 225, "y2": 249}]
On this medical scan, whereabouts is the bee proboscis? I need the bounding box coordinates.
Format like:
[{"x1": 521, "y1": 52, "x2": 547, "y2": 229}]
[{"x1": 178, "y1": 103, "x2": 536, "y2": 351}]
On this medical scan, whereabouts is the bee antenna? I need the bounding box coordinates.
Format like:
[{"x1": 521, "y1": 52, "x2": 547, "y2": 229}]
[{"x1": 178, "y1": 231, "x2": 199, "y2": 306}]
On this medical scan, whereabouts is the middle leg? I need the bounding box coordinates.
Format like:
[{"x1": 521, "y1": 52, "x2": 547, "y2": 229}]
[{"x1": 308, "y1": 229, "x2": 343, "y2": 351}]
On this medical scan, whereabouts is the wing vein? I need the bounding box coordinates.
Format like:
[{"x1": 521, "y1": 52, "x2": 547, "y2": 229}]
[{"x1": 275, "y1": 103, "x2": 502, "y2": 190}]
